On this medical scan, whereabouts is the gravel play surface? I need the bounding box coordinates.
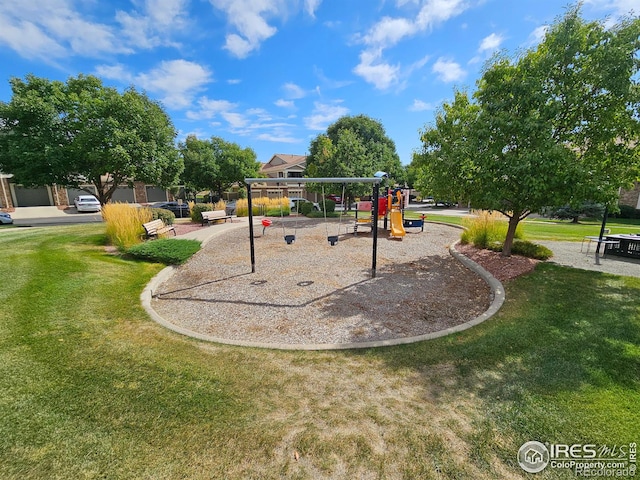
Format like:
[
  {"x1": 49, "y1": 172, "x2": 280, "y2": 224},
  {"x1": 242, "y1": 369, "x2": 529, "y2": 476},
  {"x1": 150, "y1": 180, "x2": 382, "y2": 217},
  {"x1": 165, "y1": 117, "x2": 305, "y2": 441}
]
[{"x1": 151, "y1": 219, "x2": 492, "y2": 346}]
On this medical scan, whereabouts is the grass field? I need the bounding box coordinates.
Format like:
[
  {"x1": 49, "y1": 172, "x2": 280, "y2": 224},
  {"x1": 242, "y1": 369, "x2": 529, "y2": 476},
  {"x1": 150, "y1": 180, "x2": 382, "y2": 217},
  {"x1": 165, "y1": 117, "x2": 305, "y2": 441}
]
[
  {"x1": 416, "y1": 212, "x2": 640, "y2": 242},
  {"x1": 0, "y1": 224, "x2": 638, "y2": 479}
]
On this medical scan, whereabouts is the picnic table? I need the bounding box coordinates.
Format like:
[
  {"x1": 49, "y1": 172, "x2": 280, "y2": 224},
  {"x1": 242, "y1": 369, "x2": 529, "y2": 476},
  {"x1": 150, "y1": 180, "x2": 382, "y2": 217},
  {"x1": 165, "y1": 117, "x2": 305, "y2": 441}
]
[{"x1": 604, "y1": 234, "x2": 640, "y2": 259}]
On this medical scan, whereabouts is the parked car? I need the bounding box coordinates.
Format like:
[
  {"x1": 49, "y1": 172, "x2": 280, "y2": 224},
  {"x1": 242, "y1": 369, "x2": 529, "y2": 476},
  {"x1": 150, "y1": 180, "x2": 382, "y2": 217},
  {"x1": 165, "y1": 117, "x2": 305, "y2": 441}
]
[
  {"x1": 74, "y1": 195, "x2": 101, "y2": 213},
  {"x1": 151, "y1": 201, "x2": 190, "y2": 217},
  {"x1": 434, "y1": 200, "x2": 456, "y2": 208},
  {"x1": 289, "y1": 197, "x2": 320, "y2": 212},
  {"x1": 0, "y1": 212, "x2": 12, "y2": 224},
  {"x1": 325, "y1": 194, "x2": 342, "y2": 204}
]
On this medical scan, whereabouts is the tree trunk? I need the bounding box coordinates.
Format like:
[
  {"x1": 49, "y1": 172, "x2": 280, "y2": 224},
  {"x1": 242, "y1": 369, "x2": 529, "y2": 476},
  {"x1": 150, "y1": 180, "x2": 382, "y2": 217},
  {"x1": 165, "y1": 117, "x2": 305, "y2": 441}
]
[{"x1": 502, "y1": 215, "x2": 521, "y2": 257}]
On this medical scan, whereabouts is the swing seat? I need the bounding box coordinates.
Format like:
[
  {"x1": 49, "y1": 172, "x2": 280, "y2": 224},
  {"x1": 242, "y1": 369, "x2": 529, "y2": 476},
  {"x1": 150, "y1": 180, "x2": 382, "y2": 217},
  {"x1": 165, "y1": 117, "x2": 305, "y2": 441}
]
[
  {"x1": 327, "y1": 235, "x2": 339, "y2": 246},
  {"x1": 284, "y1": 234, "x2": 296, "y2": 244}
]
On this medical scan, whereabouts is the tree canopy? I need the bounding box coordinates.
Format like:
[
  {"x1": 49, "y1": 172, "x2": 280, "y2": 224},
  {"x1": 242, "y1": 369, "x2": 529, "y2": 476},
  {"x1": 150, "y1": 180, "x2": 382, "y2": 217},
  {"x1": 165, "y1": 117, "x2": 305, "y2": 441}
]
[
  {"x1": 179, "y1": 135, "x2": 260, "y2": 200},
  {"x1": 412, "y1": 5, "x2": 640, "y2": 255},
  {"x1": 0, "y1": 74, "x2": 182, "y2": 205},
  {"x1": 305, "y1": 114, "x2": 404, "y2": 200}
]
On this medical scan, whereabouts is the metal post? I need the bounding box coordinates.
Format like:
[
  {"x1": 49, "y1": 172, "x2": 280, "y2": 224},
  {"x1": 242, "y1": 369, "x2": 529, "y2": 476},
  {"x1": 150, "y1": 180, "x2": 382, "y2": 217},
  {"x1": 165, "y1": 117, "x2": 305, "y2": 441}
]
[
  {"x1": 247, "y1": 183, "x2": 256, "y2": 273},
  {"x1": 596, "y1": 206, "x2": 609, "y2": 259},
  {"x1": 372, "y1": 182, "x2": 379, "y2": 278}
]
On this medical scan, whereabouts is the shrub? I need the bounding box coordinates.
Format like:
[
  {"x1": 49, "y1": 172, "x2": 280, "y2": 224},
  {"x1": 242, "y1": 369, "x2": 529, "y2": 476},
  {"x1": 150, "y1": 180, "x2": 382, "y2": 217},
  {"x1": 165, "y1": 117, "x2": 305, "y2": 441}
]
[
  {"x1": 300, "y1": 201, "x2": 315, "y2": 215},
  {"x1": 306, "y1": 210, "x2": 341, "y2": 219},
  {"x1": 320, "y1": 199, "x2": 336, "y2": 213},
  {"x1": 460, "y1": 210, "x2": 522, "y2": 248},
  {"x1": 610, "y1": 204, "x2": 640, "y2": 219},
  {"x1": 484, "y1": 240, "x2": 553, "y2": 260},
  {"x1": 190, "y1": 203, "x2": 214, "y2": 223},
  {"x1": 151, "y1": 208, "x2": 176, "y2": 225},
  {"x1": 543, "y1": 202, "x2": 605, "y2": 222},
  {"x1": 126, "y1": 238, "x2": 201, "y2": 265},
  {"x1": 511, "y1": 240, "x2": 553, "y2": 260},
  {"x1": 103, "y1": 203, "x2": 152, "y2": 251},
  {"x1": 266, "y1": 207, "x2": 289, "y2": 216}
]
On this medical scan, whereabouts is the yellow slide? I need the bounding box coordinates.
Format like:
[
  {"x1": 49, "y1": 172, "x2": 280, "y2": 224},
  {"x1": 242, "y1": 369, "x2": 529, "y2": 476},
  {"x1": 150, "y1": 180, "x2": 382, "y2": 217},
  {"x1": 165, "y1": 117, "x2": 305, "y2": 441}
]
[{"x1": 389, "y1": 210, "x2": 406, "y2": 238}]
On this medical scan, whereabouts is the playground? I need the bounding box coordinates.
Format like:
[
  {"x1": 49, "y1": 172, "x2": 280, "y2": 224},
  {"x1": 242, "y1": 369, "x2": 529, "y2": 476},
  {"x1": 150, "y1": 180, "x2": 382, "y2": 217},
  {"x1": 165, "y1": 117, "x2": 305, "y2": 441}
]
[{"x1": 149, "y1": 218, "x2": 493, "y2": 348}]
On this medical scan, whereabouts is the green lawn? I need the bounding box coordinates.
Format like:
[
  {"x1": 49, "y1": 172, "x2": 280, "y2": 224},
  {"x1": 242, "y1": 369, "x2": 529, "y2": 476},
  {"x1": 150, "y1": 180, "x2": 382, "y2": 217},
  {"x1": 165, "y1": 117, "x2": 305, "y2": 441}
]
[
  {"x1": 417, "y1": 212, "x2": 640, "y2": 242},
  {"x1": 0, "y1": 224, "x2": 638, "y2": 479}
]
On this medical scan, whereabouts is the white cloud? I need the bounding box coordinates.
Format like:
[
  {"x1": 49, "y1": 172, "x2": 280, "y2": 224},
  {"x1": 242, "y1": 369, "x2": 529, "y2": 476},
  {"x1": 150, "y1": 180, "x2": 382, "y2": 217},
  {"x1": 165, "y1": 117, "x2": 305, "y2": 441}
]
[
  {"x1": 257, "y1": 132, "x2": 300, "y2": 143},
  {"x1": 209, "y1": 0, "x2": 279, "y2": 58},
  {"x1": 186, "y1": 97, "x2": 238, "y2": 120},
  {"x1": 147, "y1": 0, "x2": 189, "y2": 26},
  {"x1": 527, "y1": 25, "x2": 548, "y2": 46},
  {"x1": 275, "y1": 99, "x2": 295, "y2": 108},
  {"x1": 304, "y1": 0, "x2": 322, "y2": 17},
  {"x1": 116, "y1": 0, "x2": 188, "y2": 49},
  {"x1": 283, "y1": 82, "x2": 307, "y2": 99},
  {"x1": 304, "y1": 101, "x2": 349, "y2": 130},
  {"x1": 221, "y1": 111, "x2": 249, "y2": 129},
  {"x1": 409, "y1": 99, "x2": 434, "y2": 112},
  {"x1": 478, "y1": 32, "x2": 503, "y2": 53},
  {"x1": 94, "y1": 63, "x2": 134, "y2": 83},
  {"x1": 135, "y1": 60, "x2": 213, "y2": 109},
  {"x1": 362, "y1": 16, "x2": 416, "y2": 48},
  {"x1": 0, "y1": 0, "x2": 129, "y2": 60},
  {"x1": 432, "y1": 57, "x2": 466, "y2": 82},
  {"x1": 0, "y1": 16, "x2": 66, "y2": 60},
  {"x1": 415, "y1": 0, "x2": 469, "y2": 31},
  {"x1": 0, "y1": 0, "x2": 189, "y2": 61},
  {"x1": 584, "y1": 0, "x2": 638, "y2": 16},
  {"x1": 353, "y1": 50, "x2": 400, "y2": 90},
  {"x1": 354, "y1": 0, "x2": 471, "y2": 88}
]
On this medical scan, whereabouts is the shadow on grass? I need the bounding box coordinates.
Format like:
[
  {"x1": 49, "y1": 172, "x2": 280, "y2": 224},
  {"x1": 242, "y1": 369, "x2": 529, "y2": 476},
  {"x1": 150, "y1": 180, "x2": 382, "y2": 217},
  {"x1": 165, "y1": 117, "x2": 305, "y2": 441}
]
[
  {"x1": 360, "y1": 262, "x2": 640, "y2": 445},
  {"x1": 366, "y1": 263, "x2": 638, "y2": 385}
]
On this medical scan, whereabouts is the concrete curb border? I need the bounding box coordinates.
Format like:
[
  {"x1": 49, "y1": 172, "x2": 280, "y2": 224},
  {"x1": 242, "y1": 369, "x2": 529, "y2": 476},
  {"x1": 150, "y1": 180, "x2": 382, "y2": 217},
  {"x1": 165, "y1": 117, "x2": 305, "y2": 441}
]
[{"x1": 141, "y1": 222, "x2": 506, "y2": 350}]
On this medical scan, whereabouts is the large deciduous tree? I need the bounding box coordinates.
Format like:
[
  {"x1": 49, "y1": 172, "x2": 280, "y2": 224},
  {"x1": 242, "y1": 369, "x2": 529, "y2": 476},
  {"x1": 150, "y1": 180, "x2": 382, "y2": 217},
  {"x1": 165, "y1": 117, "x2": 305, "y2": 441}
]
[
  {"x1": 305, "y1": 115, "x2": 404, "y2": 202},
  {"x1": 0, "y1": 74, "x2": 183, "y2": 205},
  {"x1": 413, "y1": 5, "x2": 640, "y2": 256},
  {"x1": 179, "y1": 135, "x2": 260, "y2": 200}
]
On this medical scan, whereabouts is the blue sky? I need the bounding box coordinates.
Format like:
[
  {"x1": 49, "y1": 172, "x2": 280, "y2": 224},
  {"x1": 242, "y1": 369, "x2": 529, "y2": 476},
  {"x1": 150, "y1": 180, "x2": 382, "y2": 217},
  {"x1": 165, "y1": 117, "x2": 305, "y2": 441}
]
[{"x1": 0, "y1": 0, "x2": 636, "y2": 166}]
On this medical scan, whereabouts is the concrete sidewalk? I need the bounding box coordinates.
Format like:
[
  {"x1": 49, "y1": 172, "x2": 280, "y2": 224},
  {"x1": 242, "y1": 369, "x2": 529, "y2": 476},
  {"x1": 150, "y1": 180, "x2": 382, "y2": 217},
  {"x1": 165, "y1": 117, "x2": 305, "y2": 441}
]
[
  {"x1": 9, "y1": 206, "x2": 103, "y2": 225},
  {"x1": 174, "y1": 217, "x2": 249, "y2": 245},
  {"x1": 10, "y1": 206, "x2": 74, "y2": 219}
]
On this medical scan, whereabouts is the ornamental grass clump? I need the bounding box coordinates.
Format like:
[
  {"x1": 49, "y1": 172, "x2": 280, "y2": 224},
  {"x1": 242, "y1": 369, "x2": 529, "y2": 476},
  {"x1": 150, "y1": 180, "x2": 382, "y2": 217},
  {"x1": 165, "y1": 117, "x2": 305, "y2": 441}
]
[
  {"x1": 236, "y1": 197, "x2": 289, "y2": 217},
  {"x1": 103, "y1": 203, "x2": 152, "y2": 250},
  {"x1": 461, "y1": 210, "x2": 522, "y2": 249}
]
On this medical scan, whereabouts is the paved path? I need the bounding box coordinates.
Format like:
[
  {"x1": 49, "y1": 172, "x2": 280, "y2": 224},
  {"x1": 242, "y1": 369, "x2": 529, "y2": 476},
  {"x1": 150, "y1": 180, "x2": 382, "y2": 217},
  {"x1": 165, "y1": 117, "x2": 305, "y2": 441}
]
[{"x1": 539, "y1": 241, "x2": 640, "y2": 278}]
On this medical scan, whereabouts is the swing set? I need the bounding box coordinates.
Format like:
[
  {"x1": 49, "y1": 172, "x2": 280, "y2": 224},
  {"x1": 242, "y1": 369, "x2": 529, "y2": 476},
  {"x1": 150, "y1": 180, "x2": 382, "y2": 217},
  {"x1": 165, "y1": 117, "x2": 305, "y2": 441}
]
[{"x1": 244, "y1": 177, "x2": 383, "y2": 277}]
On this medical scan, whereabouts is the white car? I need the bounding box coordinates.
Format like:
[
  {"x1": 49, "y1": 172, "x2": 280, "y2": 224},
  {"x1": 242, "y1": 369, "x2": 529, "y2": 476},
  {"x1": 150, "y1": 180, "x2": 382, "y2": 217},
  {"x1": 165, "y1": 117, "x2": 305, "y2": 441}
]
[
  {"x1": 0, "y1": 212, "x2": 12, "y2": 224},
  {"x1": 74, "y1": 195, "x2": 101, "y2": 213},
  {"x1": 289, "y1": 197, "x2": 320, "y2": 211}
]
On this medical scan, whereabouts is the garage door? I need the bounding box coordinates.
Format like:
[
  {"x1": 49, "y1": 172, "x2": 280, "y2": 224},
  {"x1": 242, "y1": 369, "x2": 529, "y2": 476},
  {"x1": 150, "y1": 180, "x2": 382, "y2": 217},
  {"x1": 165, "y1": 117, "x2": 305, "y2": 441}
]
[
  {"x1": 12, "y1": 185, "x2": 52, "y2": 206},
  {"x1": 111, "y1": 186, "x2": 136, "y2": 203},
  {"x1": 146, "y1": 186, "x2": 168, "y2": 203},
  {"x1": 67, "y1": 187, "x2": 98, "y2": 204}
]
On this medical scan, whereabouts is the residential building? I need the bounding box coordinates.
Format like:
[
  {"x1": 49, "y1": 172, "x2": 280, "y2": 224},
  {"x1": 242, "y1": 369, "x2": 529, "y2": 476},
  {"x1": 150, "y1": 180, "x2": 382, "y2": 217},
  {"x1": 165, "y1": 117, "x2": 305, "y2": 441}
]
[
  {"x1": 0, "y1": 173, "x2": 173, "y2": 209},
  {"x1": 250, "y1": 154, "x2": 319, "y2": 202}
]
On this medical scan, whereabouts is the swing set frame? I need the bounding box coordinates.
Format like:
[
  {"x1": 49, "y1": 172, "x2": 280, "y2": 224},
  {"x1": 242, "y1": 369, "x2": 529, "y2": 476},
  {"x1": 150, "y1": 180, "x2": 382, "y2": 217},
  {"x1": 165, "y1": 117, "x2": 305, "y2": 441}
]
[{"x1": 244, "y1": 177, "x2": 383, "y2": 278}]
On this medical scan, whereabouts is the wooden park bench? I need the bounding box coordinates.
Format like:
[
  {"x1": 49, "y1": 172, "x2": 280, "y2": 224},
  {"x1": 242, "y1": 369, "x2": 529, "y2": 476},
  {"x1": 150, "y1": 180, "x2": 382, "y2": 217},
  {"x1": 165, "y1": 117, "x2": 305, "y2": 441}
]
[
  {"x1": 143, "y1": 219, "x2": 176, "y2": 239},
  {"x1": 201, "y1": 210, "x2": 233, "y2": 226}
]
